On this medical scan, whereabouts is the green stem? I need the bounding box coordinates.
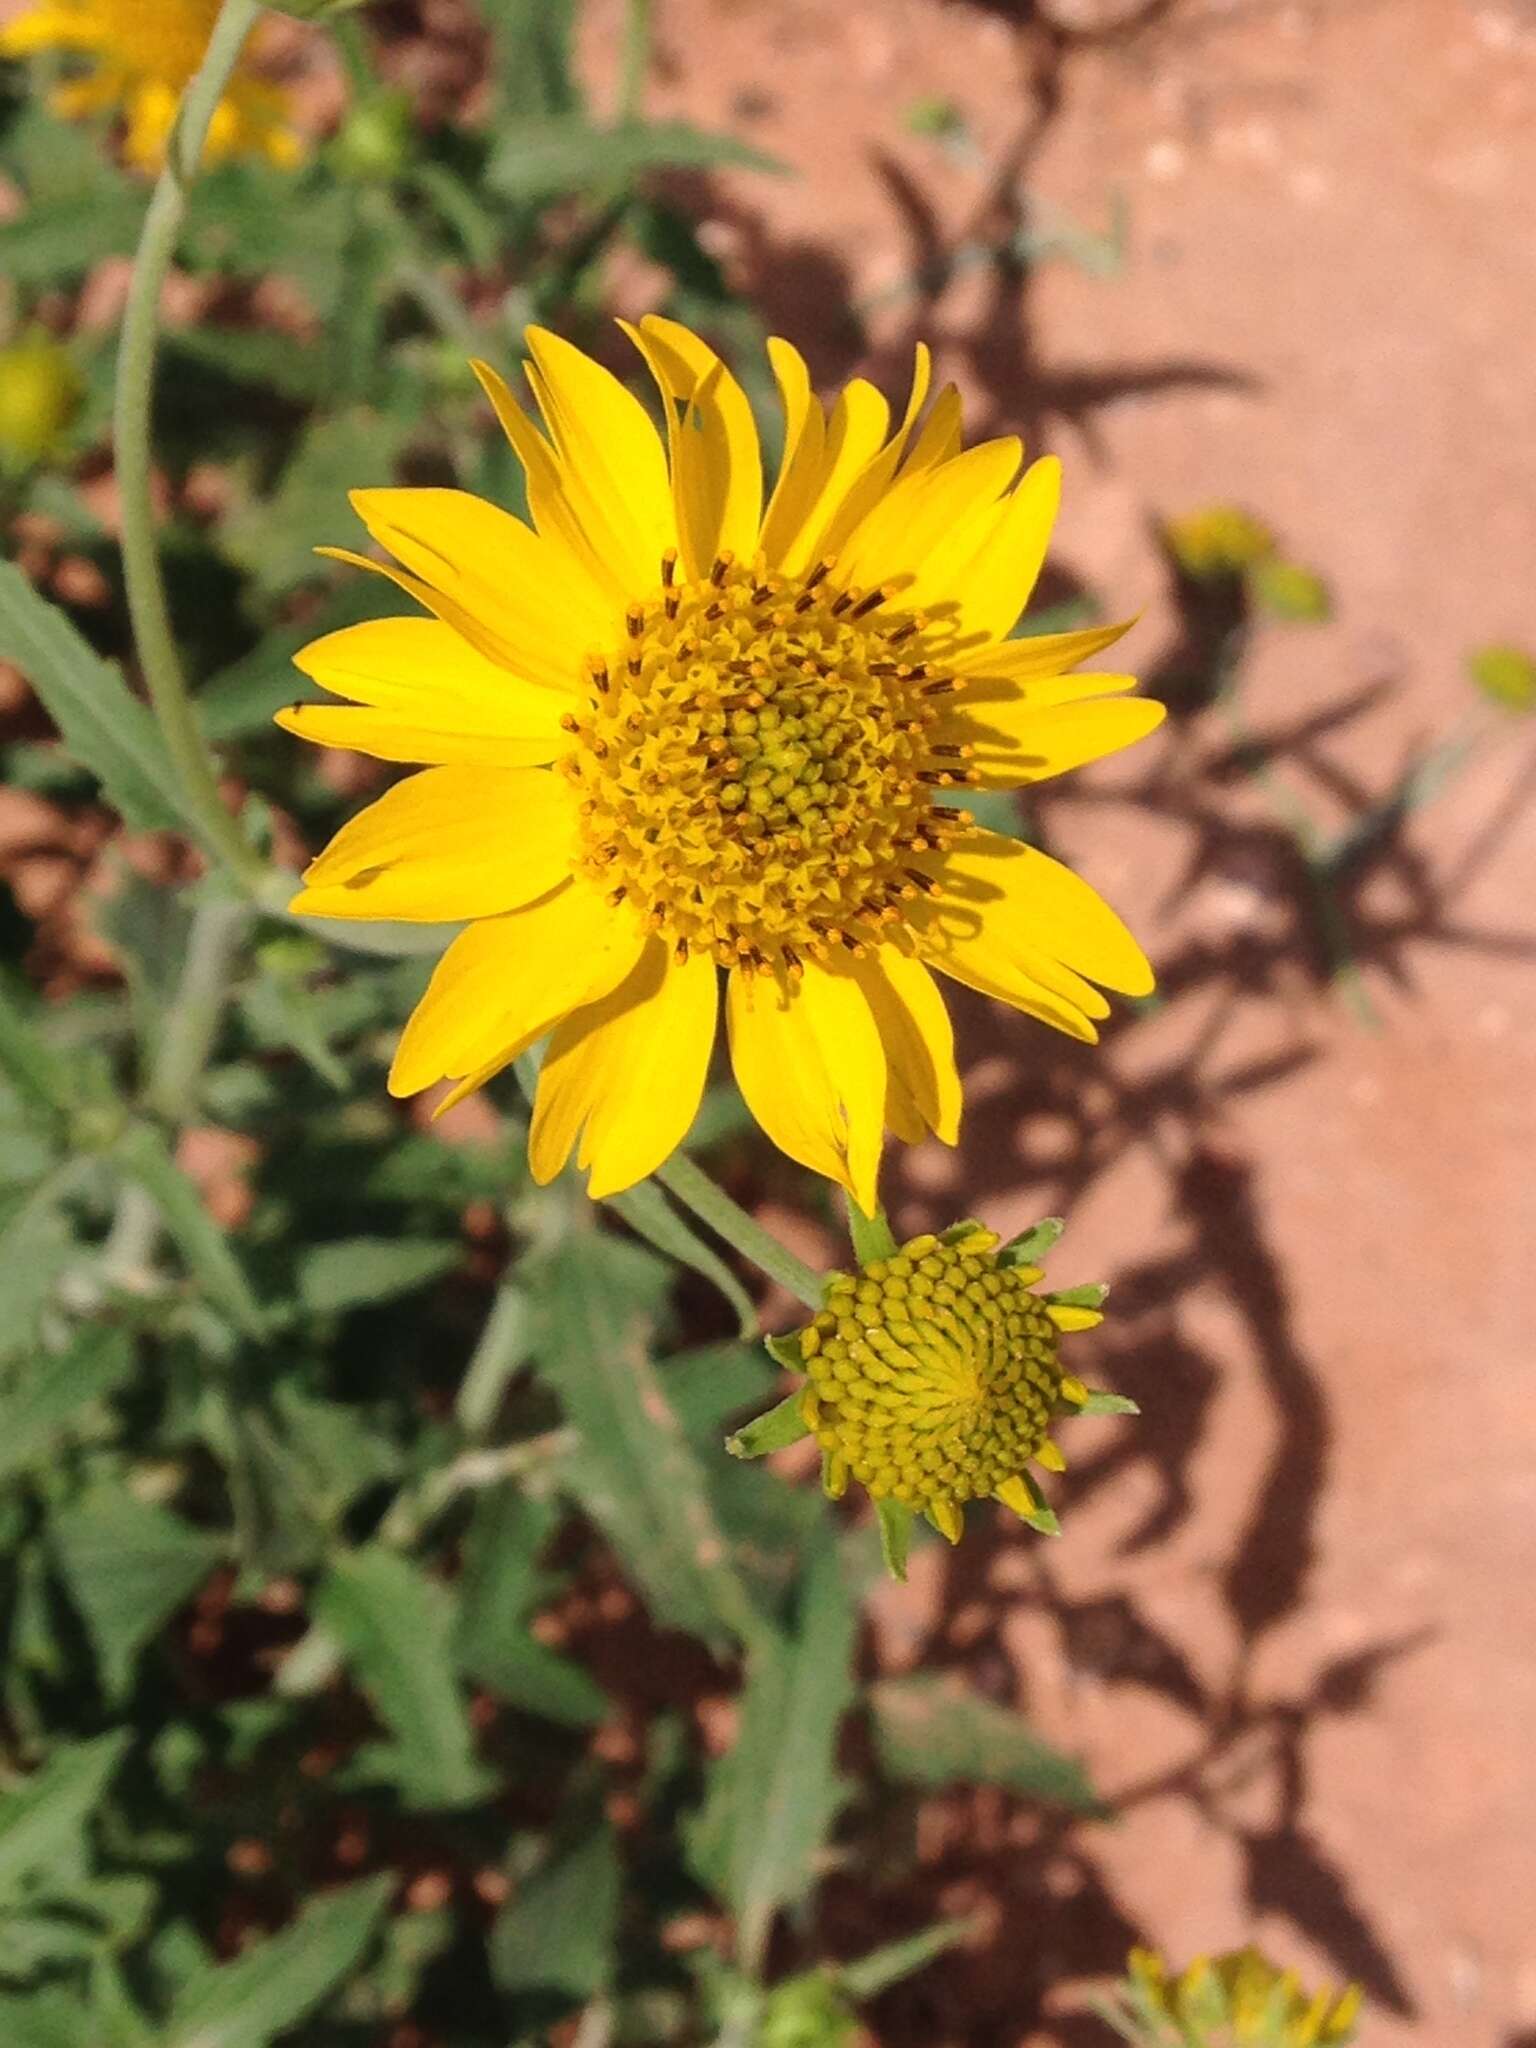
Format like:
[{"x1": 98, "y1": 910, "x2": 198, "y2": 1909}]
[
  {"x1": 652, "y1": 1152, "x2": 823, "y2": 1309},
  {"x1": 145, "y1": 893, "x2": 250, "y2": 1120},
  {"x1": 112, "y1": 0, "x2": 266, "y2": 890}
]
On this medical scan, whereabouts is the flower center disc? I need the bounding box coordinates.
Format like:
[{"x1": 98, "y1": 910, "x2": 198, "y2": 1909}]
[
  {"x1": 561, "y1": 553, "x2": 975, "y2": 972},
  {"x1": 801, "y1": 1235, "x2": 1065, "y2": 1508}
]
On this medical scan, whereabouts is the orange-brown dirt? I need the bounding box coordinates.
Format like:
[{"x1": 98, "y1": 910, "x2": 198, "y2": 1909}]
[{"x1": 574, "y1": 0, "x2": 1536, "y2": 2041}]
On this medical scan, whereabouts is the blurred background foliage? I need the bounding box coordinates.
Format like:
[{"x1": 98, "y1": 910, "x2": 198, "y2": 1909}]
[{"x1": 0, "y1": 0, "x2": 1526, "y2": 2041}]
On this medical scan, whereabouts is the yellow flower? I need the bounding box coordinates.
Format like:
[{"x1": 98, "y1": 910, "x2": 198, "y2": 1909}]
[
  {"x1": 1163, "y1": 504, "x2": 1275, "y2": 580},
  {"x1": 758, "y1": 1221, "x2": 1125, "y2": 1552},
  {"x1": 0, "y1": 0, "x2": 302, "y2": 172},
  {"x1": 282, "y1": 322, "x2": 1164, "y2": 1203},
  {"x1": 1127, "y1": 1946, "x2": 1363, "y2": 2047},
  {"x1": 0, "y1": 335, "x2": 84, "y2": 468}
]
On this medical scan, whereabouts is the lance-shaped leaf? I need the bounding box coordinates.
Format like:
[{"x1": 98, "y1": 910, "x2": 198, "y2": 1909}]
[
  {"x1": 50, "y1": 1486, "x2": 223, "y2": 1701},
  {"x1": 0, "y1": 561, "x2": 191, "y2": 835},
  {"x1": 527, "y1": 1236, "x2": 766, "y2": 1653},
  {"x1": 0, "y1": 1732, "x2": 130, "y2": 1900},
  {"x1": 868, "y1": 1675, "x2": 1109, "y2": 1817},
  {"x1": 687, "y1": 1529, "x2": 855, "y2": 1969}
]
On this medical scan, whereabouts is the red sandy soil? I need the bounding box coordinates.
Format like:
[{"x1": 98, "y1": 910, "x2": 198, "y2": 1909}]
[{"x1": 575, "y1": 0, "x2": 1536, "y2": 2041}]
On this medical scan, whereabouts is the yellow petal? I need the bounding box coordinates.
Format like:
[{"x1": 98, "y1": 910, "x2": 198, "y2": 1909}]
[
  {"x1": 623, "y1": 316, "x2": 762, "y2": 580},
  {"x1": 347, "y1": 489, "x2": 605, "y2": 692},
  {"x1": 726, "y1": 960, "x2": 885, "y2": 1213},
  {"x1": 835, "y1": 437, "x2": 1022, "y2": 614},
  {"x1": 522, "y1": 325, "x2": 676, "y2": 596},
  {"x1": 291, "y1": 765, "x2": 578, "y2": 922},
  {"x1": 280, "y1": 615, "x2": 572, "y2": 765},
  {"x1": 275, "y1": 703, "x2": 565, "y2": 767},
  {"x1": 926, "y1": 1496, "x2": 965, "y2": 1544},
  {"x1": 468, "y1": 356, "x2": 630, "y2": 611},
  {"x1": 812, "y1": 344, "x2": 934, "y2": 564},
  {"x1": 529, "y1": 942, "x2": 718, "y2": 1196},
  {"x1": 918, "y1": 938, "x2": 1102, "y2": 1044},
  {"x1": 388, "y1": 878, "x2": 645, "y2": 1098},
  {"x1": 851, "y1": 945, "x2": 961, "y2": 1145},
  {"x1": 954, "y1": 617, "x2": 1136, "y2": 685},
  {"x1": 771, "y1": 377, "x2": 890, "y2": 575},
  {"x1": 921, "y1": 830, "x2": 1153, "y2": 998},
  {"x1": 292, "y1": 613, "x2": 572, "y2": 713},
  {"x1": 994, "y1": 1474, "x2": 1039, "y2": 1522},
  {"x1": 1047, "y1": 1302, "x2": 1103, "y2": 1332},
  {"x1": 953, "y1": 696, "x2": 1166, "y2": 789},
  {"x1": 756, "y1": 336, "x2": 826, "y2": 570},
  {"x1": 946, "y1": 455, "x2": 1061, "y2": 647},
  {"x1": 895, "y1": 384, "x2": 964, "y2": 477},
  {"x1": 1034, "y1": 1438, "x2": 1067, "y2": 1472},
  {"x1": 0, "y1": 6, "x2": 99, "y2": 52}
]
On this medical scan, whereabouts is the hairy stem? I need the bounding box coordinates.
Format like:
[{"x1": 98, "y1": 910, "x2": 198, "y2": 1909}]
[
  {"x1": 112, "y1": 0, "x2": 267, "y2": 888},
  {"x1": 653, "y1": 1151, "x2": 823, "y2": 1309}
]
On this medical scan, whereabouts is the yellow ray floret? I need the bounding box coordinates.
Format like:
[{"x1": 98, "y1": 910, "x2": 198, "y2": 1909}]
[
  {"x1": 1126, "y1": 1945, "x2": 1363, "y2": 2046},
  {"x1": 281, "y1": 319, "x2": 1165, "y2": 1202},
  {"x1": 0, "y1": 0, "x2": 302, "y2": 171}
]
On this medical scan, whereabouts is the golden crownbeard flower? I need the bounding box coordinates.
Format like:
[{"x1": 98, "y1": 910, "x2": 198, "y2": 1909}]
[
  {"x1": 731, "y1": 1219, "x2": 1132, "y2": 1570},
  {"x1": 0, "y1": 0, "x2": 302, "y2": 172},
  {"x1": 280, "y1": 321, "x2": 1164, "y2": 1204},
  {"x1": 1124, "y1": 1946, "x2": 1362, "y2": 2047}
]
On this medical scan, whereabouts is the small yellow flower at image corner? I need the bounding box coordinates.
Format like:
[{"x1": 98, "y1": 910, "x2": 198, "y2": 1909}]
[
  {"x1": 728, "y1": 1217, "x2": 1135, "y2": 1574},
  {"x1": 0, "y1": 0, "x2": 304, "y2": 172},
  {"x1": 1123, "y1": 1944, "x2": 1363, "y2": 2047},
  {"x1": 279, "y1": 320, "x2": 1168, "y2": 1204}
]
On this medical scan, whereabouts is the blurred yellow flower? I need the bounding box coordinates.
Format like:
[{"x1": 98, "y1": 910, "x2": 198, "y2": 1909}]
[
  {"x1": 785, "y1": 1222, "x2": 1115, "y2": 1544},
  {"x1": 0, "y1": 0, "x2": 302, "y2": 171},
  {"x1": 283, "y1": 321, "x2": 1163, "y2": 1202},
  {"x1": 1163, "y1": 504, "x2": 1276, "y2": 580},
  {"x1": 0, "y1": 335, "x2": 84, "y2": 468},
  {"x1": 1127, "y1": 1945, "x2": 1363, "y2": 2047}
]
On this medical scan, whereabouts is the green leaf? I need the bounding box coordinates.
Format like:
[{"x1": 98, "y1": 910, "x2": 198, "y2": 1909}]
[
  {"x1": 489, "y1": 1821, "x2": 621, "y2": 2001},
  {"x1": 50, "y1": 1485, "x2": 223, "y2": 1700},
  {"x1": 528, "y1": 1237, "x2": 766, "y2": 1652},
  {"x1": 488, "y1": 117, "x2": 785, "y2": 203},
  {"x1": 0, "y1": 1732, "x2": 131, "y2": 1900},
  {"x1": 111, "y1": 1123, "x2": 264, "y2": 1335},
  {"x1": 867, "y1": 1675, "x2": 1109, "y2": 1815},
  {"x1": 222, "y1": 408, "x2": 414, "y2": 598},
  {"x1": 163, "y1": 1873, "x2": 392, "y2": 2048},
  {"x1": 1076, "y1": 1390, "x2": 1139, "y2": 1417},
  {"x1": 295, "y1": 1235, "x2": 461, "y2": 1315},
  {"x1": 837, "y1": 1916, "x2": 974, "y2": 2000},
  {"x1": 997, "y1": 1217, "x2": 1064, "y2": 1266},
  {"x1": 688, "y1": 1531, "x2": 855, "y2": 1965},
  {"x1": 0, "y1": 980, "x2": 77, "y2": 1125},
  {"x1": 0, "y1": 1175, "x2": 79, "y2": 1362},
  {"x1": 725, "y1": 1389, "x2": 811, "y2": 1460},
  {"x1": 482, "y1": 0, "x2": 579, "y2": 121},
  {"x1": 605, "y1": 1180, "x2": 756, "y2": 1337},
  {"x1": 875, "y1": 1497, "x2": 914, "y2": 1583},
  {"x1": 1047, "y1": 1282, "x2": 1109, "y2": 1310},
  {"x1": 0, "y1": 562, "x2": 190, "y2": 835},
  {"x1": 0, "y1": 190, "x2": 145, "y2": 287},
  {"x1": 314, "y1": 1547, "x2": 492, "y2": 1808},
  {"x1": 0, "y1": 1325, "x2": 135, "y2": 1482},
  {"x1": 454, "y1": 1488, "x2": 605, "y2": 1726}
]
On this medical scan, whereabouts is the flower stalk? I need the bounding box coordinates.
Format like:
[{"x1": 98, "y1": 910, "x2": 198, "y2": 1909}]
[
  {"x1": 112, "y1": 0, "x2": 267, "y2": 890},
  {"x1": 653, "y1": 1150, "x2": 824, "y2": 1310}
]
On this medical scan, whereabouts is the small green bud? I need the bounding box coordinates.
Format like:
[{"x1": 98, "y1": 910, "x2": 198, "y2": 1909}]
[{"x1": 329, "y1": 91, "x2": 415, "y2": 182}]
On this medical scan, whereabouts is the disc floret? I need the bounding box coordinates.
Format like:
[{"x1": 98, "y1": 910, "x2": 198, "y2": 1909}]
[{"x1": 559, "y1": 552, "x2": 976, "y2": 973}]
